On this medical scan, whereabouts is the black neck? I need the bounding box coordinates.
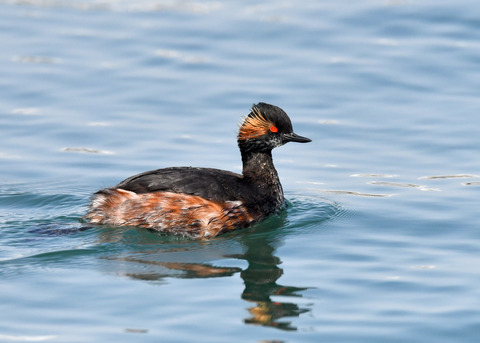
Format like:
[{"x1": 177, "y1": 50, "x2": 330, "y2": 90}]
[
  {"x1": 240, "y1": 148, "x2": 284, "y2": 212},
  {"x1": 241, "y1": 150, "x2": 276, "y2": 179}
]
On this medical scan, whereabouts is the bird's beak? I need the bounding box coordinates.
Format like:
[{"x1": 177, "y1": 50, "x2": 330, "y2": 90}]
[{"x1": 283, "y1": 132, "x2": 312, "y2": 143}]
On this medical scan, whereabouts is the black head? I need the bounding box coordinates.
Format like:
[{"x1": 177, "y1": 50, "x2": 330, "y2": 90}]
[{"x1": 238, "y1": 102, "x2": 311, "y2": 152}]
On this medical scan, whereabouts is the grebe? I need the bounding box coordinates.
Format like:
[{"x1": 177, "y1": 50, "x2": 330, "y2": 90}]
[{"x1": 85, "y1": 102, "x2": 311, "y2": 239}]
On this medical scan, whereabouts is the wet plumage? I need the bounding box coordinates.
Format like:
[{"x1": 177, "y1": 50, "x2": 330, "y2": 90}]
[{"x1": 85, "y1": 102, "x2": 311, "y2": 239}]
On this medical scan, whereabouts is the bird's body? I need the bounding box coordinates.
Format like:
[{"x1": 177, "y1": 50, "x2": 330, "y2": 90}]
[{"x1": 85, "y1": 103, "x2": 311, "y2": 239}]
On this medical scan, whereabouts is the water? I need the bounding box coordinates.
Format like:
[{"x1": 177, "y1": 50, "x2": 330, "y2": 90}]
[{"x1": 1, "y1": 0, "x2": 480, "y2": 341}]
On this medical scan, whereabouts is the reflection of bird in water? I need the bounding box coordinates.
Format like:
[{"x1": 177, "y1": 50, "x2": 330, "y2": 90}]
[
  {"x1": 95, "y1": 210, "x2": 312, "y2": 331},
  {"x1": 237, "y1": 221, "x2": 310, "y2": 331},
  {"x1": 107, "y1": 257, "x2": 242, "y2": 281},
  {"x1": 241, "y1": 266, "x2": 310, "y2": 331}
]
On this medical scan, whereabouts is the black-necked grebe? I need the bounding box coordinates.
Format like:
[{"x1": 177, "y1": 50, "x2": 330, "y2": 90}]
[{"x1": 85, "y1": 102, "x2": 311, "y2": 239}]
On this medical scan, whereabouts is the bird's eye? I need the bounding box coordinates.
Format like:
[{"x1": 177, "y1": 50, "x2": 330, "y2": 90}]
[{"x1": 270, "y1": 126, "x2": 278, "y2": 133}]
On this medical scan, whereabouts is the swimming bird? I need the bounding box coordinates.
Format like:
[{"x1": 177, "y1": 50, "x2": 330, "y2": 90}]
[{"x1": 85, "y1": 102, "x2": 311, "y2": 239}]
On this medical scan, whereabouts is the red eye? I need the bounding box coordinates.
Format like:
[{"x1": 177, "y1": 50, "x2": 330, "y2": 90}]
[{"x1": 270, "y1": 126, "x2": 278, "y2": 133}]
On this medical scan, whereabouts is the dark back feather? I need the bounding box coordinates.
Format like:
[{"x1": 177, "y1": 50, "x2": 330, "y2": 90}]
[{"x1": 113, "y1": 167, "x2": 249, "y2": 203}]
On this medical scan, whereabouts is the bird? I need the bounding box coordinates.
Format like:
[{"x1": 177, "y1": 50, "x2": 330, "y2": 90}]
[{"x1": 84, "y1": 102, "x2": 311, "y2": 239}]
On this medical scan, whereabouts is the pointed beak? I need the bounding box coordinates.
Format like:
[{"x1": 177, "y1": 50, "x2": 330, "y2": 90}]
[{"x1": 283, "y1": 132, "x2": 312, "y2": 143}]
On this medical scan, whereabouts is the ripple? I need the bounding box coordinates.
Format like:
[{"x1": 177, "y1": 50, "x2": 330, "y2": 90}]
[
  {"x1": 7, "y1": 0, "x2": 223, "y2": 13},
  {"x1": 419, "y1": 174, "x2": 480, "y2": 180},
  {"x1": 87, "y1": 122, "x2": 112, "y2": 127},
  {"x1": 374, "y1": 38, "x2": 400, "y2": 46},
  {"x1": 295, "y1": 180, "x2": 325, "y2": 185},
  {"x1": 463, "y1": 181, "x2": 480, "y2": 186},
  {"x1": 61, "y1": 147, "x2": 114, "y2": 154},
  {"x1": 11, "y1": 108, "x2": 42, "y2": 115},
  {"x1": 368, "y1": 181, "x2": 441, "y2": 192},
  {"x1": 411, "y1": 265, "x2": 436, "y2": 270},
  {"x1": 0, "y1": 192, "x2": 81, "y2": 210},
  {"x1": 320, "y1": 190, "x2": 394, "y2": 197},
  {"x1": 0, "y1": 334, "x2": 56, "y2": 342},
  {"x1": 283, "y1": 194, "x2": 347, "y2": 236},
  {"x1": 27, "y1": 223, "x2": 91, "y2": 237},
  {"x1": 154, "y1": 49, "x2": 210, "y2": 64},
  {"x1": 124, "y1": 328, "x2": 148, "y2": 334},
  {"x1": 12, "y1": 56, "x2": 62, "y2": 64},
  {"x1": 351, "y1": 174, "x2": 399, "y2": 178},
  {"x1": 318, "y1": 119, "x2": 341, "y2": 125},
  {"x1": 0, "y1": 152, "x2": 22, "y2": 159}
]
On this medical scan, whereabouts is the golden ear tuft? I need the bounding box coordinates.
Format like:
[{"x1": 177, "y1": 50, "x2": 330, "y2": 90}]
[{"x1": 238, "y1": 106, "x2": 275, "y2": 140}]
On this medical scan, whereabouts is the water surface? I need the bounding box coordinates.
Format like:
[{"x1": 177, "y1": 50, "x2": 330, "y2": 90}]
[{"x1": 1, "y1": 1, "x2": 479, "y2": 342}]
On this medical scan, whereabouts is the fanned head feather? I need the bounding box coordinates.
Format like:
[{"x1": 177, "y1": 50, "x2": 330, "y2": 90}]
[{"x1": 238, "y1": 106, "x2": 275, "y2": 140}]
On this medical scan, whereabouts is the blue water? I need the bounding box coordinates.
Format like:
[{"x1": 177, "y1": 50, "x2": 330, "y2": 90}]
[{"x1": 1, "y1": 0, "x2": 480, "y2": 341}]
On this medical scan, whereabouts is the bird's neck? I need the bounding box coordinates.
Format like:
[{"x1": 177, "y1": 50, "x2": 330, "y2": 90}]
[
  {"x1": 240, "y1": 149, "x2": 284, "y2": 208},
  {"x1": 241, "y1": 150, "x2": 275, "y2": 178}
]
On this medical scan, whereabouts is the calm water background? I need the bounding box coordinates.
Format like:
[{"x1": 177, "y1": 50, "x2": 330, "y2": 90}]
[{"x1": 1, "y1": 0, "x2": 479, "y2": 342}]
